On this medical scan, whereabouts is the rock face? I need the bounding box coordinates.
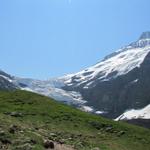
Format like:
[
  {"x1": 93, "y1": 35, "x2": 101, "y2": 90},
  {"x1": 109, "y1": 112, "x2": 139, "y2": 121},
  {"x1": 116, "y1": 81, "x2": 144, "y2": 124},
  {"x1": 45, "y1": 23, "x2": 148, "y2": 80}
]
[
  {"x1": 82, "y1": 51, "x2": 150, "y2": 118},
  {"x1": 125, "y1": 119, "x2": 150, "y2": 129}
]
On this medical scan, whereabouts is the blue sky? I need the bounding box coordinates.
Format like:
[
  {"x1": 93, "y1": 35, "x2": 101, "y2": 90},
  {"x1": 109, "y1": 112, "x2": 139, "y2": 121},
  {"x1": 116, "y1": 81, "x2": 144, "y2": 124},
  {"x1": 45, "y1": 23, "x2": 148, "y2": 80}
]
[{"x1": 0, "y1": 0, "x2": 150, "y2": 79}]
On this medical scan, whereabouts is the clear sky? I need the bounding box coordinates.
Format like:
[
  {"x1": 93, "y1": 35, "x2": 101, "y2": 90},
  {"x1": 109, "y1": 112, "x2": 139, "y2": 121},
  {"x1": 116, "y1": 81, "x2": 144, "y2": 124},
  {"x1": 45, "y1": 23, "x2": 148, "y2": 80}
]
[{"x1": 0, "y1": 0, "x2": 150, "y2": 79}]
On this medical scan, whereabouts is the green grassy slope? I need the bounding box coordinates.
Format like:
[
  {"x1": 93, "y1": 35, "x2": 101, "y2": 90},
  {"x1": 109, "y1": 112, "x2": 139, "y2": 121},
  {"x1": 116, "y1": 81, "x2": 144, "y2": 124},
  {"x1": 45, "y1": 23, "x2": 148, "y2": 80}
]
[{"x1": 0, "y1": 90, "x2": 149, "y2": 150}]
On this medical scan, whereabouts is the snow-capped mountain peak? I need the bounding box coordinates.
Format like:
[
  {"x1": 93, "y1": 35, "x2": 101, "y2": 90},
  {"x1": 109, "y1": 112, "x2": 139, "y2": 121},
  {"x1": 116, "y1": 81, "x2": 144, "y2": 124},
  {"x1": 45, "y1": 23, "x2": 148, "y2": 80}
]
[
  {"x1": 129, "y1": 32, "x2": 150, "y2": 49},
  {"x1": 61, "y1": 32, "x2": 150, "y2": 89}
]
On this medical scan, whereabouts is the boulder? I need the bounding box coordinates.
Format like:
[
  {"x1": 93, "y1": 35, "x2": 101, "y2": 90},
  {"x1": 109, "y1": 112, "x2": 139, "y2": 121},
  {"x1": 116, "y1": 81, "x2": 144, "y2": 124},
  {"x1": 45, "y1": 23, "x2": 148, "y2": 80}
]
[{"x1": 43, "y1": 140, "x2": 55, "y2": 149}]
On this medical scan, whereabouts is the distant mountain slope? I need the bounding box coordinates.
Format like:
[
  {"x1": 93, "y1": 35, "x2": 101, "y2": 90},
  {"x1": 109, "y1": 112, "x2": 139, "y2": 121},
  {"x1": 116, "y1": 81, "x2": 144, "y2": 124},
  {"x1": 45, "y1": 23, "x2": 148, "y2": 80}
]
[
  {"x1": 0, "y1": 90, "x2": 150, "y2": 150},
  {"x1": 12, "y1": 77, "x2": 87, "y2": 107},
  {"x1": 0, "y1": 70, "x2": 17, "y2": 90}
]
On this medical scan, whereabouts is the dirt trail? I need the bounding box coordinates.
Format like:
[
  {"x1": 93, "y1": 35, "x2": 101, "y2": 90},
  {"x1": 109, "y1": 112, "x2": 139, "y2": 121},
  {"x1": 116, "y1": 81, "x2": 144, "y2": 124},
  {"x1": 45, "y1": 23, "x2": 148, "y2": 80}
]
[{"x1": 54, "y1": 143, "x2": 75, "y2": 150}]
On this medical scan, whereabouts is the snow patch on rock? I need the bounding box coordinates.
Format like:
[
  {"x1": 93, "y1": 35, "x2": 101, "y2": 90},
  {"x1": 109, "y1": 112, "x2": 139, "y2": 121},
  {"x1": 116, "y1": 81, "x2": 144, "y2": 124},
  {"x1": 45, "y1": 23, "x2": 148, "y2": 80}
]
[{"x1": 115, "y1": 104, "x2": 150, "y2": 121}]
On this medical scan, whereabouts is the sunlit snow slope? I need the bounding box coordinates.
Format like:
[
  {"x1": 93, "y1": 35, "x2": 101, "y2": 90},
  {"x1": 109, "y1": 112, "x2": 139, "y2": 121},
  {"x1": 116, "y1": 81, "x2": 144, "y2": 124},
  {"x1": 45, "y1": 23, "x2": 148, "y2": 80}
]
[
  {"x1": 115, "y1": 104, "x2": 150, "y2": 121},
  {"x1": 13, "y1": 77, "x2": 86, "y2": 105}
]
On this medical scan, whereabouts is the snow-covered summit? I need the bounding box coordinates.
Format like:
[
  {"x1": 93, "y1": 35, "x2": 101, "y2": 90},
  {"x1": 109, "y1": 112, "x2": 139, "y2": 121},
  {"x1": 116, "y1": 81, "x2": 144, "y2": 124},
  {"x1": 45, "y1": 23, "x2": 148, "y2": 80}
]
[
  {"x1": 129, "y1": 32, "x2": 150, "y2": 48},
  {"x1": 60, "y1": 33, "x2": 150, "y2": 88}
]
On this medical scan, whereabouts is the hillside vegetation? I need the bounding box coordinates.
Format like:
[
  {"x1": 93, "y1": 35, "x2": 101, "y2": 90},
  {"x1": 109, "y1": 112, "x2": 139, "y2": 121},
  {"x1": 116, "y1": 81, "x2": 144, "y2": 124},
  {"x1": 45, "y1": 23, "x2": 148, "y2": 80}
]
[{"x1": 0, "y1": 90, "x2": 149, "y2": 150}]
